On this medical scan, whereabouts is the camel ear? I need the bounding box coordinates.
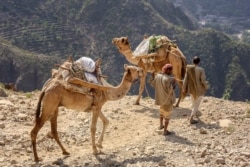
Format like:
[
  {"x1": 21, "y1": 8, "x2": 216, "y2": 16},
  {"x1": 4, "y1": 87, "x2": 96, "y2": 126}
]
[
  {"x1": 124, "y1": 64, "x2": 128, "y2": 69},
  {"x1": 124, "y1": 37, "x2": 129, "y2": 45}
]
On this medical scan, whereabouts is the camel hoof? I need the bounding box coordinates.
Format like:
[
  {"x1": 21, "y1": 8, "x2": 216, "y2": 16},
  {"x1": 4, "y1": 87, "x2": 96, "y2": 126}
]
[
  {"x1": 96, "y1": 143, "x2": 103, "y2": 149},
  {"x1": 134, "y1": 102, "x2": 140, "y2": 105},
  {"x1": 63, "y1": 151, "x2": 70, "y2": 155},
  {"x1": 34, "y1": 157, "x2": 42, "y2": 162},
  {"x1": 93, "y1": 149, "x2": 100, "y2": 155}
]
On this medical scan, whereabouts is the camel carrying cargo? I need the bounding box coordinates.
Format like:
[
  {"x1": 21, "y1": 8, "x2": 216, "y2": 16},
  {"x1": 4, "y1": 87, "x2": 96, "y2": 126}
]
[
  {"x1": 47, "y1": 56, "x2": 110, "y2": 94},
  {"x1": 112, "y1": 35, "x2": 187, "y2": 107},
  {"x1": 30, "y1": 56, "x2": 143, "y2": 162}
]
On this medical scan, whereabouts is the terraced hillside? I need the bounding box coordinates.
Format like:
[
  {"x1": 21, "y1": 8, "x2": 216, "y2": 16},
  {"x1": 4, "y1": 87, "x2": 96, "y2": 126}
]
[
  {"x1": 0, "y1": 1, "x2": 87, "y2": 56},
  {"x1": 0, "y1": 0, "x2": 250, "y2": 101},
  {"x1": 0, "y1": 0, "x2": 196, "y2": 92},
  {"x1": 0, "y1": 0, "x2": 195, "y2": 57}
]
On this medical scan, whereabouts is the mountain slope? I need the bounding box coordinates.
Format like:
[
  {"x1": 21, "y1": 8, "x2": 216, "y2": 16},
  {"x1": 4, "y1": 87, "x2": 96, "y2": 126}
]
[
  {"x1": 0, "y1": 0, "x2": 196, "y2": 57},
  {"x1": 0, "y1": 38, "x2": 61, "y2": 91},
  {"x1": 0, "y1": 0, "x2": 196, "y2": 90},
  {"x1": 0, "y1": 0, "x2": 249, "y2": 101},
  {"x1": 177, "y1": 29, "x2": 250, "y2": 100},
  {"x1": 170, "y1": 0, "x2": 250, "y2": 35}
]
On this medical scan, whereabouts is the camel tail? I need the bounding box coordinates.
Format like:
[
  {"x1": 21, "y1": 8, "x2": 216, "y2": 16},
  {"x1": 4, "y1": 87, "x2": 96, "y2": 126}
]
[{"x1": 35, "y1": 91, "x2": 45, "y2": 120}]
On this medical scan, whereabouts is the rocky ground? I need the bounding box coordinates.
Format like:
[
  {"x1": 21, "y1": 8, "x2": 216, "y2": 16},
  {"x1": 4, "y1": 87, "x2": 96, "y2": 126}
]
[{"x1": 0, "y1": 88, "x2": 249, "y2": 167}]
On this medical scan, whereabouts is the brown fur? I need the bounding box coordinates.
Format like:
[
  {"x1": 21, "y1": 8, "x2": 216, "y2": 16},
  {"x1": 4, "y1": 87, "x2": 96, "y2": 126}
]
[
  {"x1": 112, "y1": 36, "x2": 187, "y2": 107},
  {"x1": 35, "y1": 91, "x2": 45, "y2": 119},
  {"x1": 30, "y1": 59, "x2": 143, "y2": 162}
]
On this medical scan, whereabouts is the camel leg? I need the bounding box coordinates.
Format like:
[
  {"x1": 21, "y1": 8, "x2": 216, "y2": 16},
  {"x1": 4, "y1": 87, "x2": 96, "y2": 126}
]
[
  {"x1": 175, "y1": 79, "x2": 183, "y2": 107},
  {"x1": 135, "y1": 71, "x2": 147, "y2": 105},
  {"x1": 50, "y1": 109, "x2": 70, "y2": 155},
  {"x1": 96, "y1": 111, "x2": 109, "y2": 148},
  {"x1": 90, "y1": 107, "x2": 100, "y2": 154},
  {"x1": 30, "y1": 115, "x2": 50, "y2": 162}
]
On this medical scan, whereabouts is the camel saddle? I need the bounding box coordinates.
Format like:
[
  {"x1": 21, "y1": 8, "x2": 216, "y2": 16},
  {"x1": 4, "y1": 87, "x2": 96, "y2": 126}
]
[
  {"x1": 134, "y1": 35, "x2": 177, "y2": 64},
  {"x1": 68, "y1": 59, "x2": 109, "y2": 91},
  {"x1": 53, "y1": 58, "x2": 110, "y2": 93}
]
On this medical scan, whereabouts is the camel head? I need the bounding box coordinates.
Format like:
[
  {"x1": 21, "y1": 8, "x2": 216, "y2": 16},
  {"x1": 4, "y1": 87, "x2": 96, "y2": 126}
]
[
  {"x1": 112, "y1": 37, "x2": 130, "y2": 52},
  {"x1": 123, "y1": 64, "x2": 143, "y2": 83}
]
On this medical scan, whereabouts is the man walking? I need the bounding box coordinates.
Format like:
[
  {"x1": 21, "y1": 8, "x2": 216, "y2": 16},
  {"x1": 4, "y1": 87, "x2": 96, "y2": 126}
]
[
  {"x1": 182, "y1": 56, "x2": 208, "y2": 124},
  {"x1": 151, "y1": 63, "x2": 176, "y2": 135}
]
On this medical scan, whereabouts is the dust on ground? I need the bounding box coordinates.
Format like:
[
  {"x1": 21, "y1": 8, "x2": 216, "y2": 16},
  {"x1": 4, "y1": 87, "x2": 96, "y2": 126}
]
[{"x1": 0, "y1": 90, "x2": 249, "y2": 167}]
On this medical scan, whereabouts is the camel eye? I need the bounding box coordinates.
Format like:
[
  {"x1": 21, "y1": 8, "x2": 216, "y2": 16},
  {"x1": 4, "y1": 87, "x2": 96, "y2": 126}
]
[{"x1": 127, "y1": 69, "x2": 131, "y2": 74}]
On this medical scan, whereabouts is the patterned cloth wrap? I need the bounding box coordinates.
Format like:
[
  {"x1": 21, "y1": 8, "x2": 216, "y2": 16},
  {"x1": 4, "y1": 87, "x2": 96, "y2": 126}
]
[
  {"x1": 70, "y1": 57, "x2": 100, "y2": 85},
  {"x1": 71, "y1": 62, "x2": 87, "y2": 81}
]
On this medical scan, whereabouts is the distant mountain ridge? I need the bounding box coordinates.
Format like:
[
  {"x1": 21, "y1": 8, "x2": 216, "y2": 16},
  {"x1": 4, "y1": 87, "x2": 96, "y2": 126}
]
[
  {"x1": 0, "y1": 0, "x2": 196, "y2": 57},
  {"x1": 170, "y1": 0, "x2": 250, "y2": 35},
  {"x1": 0, "y1": 0, "x2": 249, "y2": 101}
]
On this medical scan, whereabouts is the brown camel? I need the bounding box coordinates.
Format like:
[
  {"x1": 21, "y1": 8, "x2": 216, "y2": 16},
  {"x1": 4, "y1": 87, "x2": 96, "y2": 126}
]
[
  {"x1": 112, "y1": 36, "x2": 187, "y2": 107},
  {"x1": 30, "y1": 59, "x2": 143, "y2": 162}
]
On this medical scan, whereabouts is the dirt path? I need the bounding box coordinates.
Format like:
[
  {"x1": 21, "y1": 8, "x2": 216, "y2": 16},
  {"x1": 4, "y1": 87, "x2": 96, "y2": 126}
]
[{"x1": 0, "y1": 91, "x2": 249, "y2": 166}]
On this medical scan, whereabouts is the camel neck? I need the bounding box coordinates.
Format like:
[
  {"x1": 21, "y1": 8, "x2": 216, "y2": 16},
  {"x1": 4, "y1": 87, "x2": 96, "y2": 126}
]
[
  {"x1": 120, "y1": 49, "x2": 139, "y2": 65},
  {"x1": 105, "y1": 72, "x2": 134, "y2": 101},
  {"x1": 122, "y1": 49, "x2": 133, "y2": 54}
]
